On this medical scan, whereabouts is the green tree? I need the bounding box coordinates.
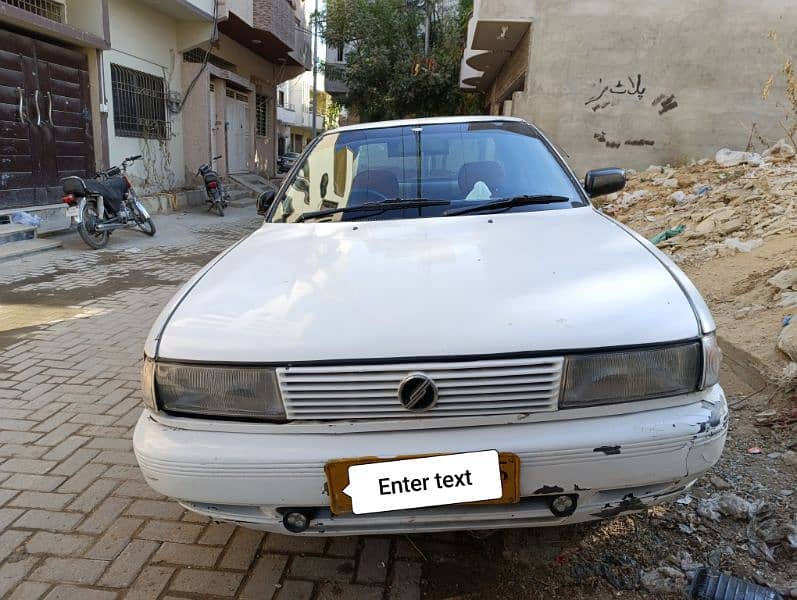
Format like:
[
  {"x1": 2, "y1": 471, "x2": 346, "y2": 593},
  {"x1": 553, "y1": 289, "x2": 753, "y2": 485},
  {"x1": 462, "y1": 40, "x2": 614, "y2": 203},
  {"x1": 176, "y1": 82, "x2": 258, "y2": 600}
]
[{"x1": 323, "y1": 0, "x2": 482, "y2": 121}]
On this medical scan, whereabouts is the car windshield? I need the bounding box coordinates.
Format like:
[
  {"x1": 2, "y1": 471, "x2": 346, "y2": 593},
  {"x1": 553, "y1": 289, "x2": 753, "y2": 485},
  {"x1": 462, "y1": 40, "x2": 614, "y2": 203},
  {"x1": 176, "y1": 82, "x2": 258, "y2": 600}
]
[{"x1": 268, "y1": 120, "x2": 585, "y2": 223}]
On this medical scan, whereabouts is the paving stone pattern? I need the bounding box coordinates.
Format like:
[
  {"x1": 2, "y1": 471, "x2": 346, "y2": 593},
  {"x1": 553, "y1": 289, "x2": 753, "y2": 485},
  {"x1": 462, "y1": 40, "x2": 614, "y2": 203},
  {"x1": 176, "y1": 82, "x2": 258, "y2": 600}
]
[{"x1": 0, "y1": 210, "x2": 422, "y2": 599}]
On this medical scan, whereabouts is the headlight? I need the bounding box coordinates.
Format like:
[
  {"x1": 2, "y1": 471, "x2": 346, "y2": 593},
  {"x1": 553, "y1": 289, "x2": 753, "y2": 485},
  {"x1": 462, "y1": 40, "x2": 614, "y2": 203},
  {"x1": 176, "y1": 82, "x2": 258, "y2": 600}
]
[
  {"x1": 560, "y1": 342, "x2": 701, "y2": 408},
  {"x1": 152, "y1": 361, "x2": 286, "y2": 421},
  {"x1": 700, "y1": 333, "x2": 722, "y2": 389}
]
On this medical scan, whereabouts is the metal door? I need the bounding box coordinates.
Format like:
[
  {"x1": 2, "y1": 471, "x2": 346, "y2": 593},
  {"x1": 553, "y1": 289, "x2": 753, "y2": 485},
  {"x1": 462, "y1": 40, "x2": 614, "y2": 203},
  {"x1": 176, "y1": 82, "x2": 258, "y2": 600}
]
[
  {"x1": 225, "y1": 92, "x2": 249, "y2": 173},
  {"x1": 0, "y1": 27, "x2": 93, "y2": 210}
]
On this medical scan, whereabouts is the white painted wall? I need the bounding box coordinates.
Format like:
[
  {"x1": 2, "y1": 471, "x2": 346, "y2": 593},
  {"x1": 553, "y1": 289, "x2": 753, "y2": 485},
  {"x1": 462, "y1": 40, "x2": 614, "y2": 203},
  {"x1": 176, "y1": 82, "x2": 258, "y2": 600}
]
[
  {"x1": 66, "y1": 0, "x2": 105, "y2": 38},
  {"x1": 104, "y1": 0, "x2": 186, "y2": 193}
]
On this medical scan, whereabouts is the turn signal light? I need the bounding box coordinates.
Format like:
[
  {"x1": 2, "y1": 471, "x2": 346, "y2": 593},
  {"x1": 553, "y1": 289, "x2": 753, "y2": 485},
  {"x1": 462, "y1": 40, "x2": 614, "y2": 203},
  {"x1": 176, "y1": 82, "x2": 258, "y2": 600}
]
[{"x1": 62, "y1": 194, "x2": 75, "y2": 204}]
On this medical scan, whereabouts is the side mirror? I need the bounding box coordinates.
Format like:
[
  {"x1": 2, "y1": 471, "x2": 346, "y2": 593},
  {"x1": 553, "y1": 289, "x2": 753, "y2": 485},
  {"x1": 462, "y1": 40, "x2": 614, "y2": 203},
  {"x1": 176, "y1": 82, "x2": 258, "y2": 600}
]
[
  {"x1": 584, "y1": 168, "x2": 626, "y2": 198},
  {"x1": 256, "y1": 188, "x2": 276, "y2": 215},
  {"x1": 292, "y1": 177, "x2": 310, "y2": 193}
]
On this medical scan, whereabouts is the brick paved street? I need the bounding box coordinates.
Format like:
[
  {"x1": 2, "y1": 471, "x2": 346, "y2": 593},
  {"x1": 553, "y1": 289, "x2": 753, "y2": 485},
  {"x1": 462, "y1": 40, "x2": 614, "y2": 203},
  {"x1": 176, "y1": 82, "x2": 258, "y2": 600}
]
[{"x1": 0, "y1": 207, "x2": 426, "y2": 600}]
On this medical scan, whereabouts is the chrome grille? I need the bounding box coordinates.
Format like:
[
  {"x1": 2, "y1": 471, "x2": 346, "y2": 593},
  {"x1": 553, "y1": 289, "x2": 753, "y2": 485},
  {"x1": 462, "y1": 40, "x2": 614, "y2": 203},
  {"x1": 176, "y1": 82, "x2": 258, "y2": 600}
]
[{"x1": 277, "y1": 357, "x2": 563, "y2": 420}]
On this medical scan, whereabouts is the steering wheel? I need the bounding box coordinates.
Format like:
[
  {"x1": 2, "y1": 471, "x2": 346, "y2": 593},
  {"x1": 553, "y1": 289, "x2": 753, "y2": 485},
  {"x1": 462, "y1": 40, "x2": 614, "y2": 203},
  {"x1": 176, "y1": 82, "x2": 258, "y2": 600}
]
[{"x1": 346, "y1": 188, "x2": 390, "y2": 207}]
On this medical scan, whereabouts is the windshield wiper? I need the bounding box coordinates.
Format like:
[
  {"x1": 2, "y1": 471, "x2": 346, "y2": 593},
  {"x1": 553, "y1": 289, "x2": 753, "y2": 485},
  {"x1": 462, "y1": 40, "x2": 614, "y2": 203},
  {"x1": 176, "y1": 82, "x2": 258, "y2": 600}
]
[
  {"x1": 443, "y1": 195, "x2": 572, "y2": 217},
  {"x1": 295, "y1": 198, "x2": 450, "y2": 222}
]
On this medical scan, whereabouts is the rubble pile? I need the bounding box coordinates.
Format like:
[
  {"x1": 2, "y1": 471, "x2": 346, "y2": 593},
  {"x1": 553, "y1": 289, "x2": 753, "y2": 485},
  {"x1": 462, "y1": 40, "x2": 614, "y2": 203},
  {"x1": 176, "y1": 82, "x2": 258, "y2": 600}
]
[
  {"x1": 598, "y1": 141, "x2": 797, "y2": 266},
  {"x1": 597, "y1": 141, "x2": 797, "y2": 386}
]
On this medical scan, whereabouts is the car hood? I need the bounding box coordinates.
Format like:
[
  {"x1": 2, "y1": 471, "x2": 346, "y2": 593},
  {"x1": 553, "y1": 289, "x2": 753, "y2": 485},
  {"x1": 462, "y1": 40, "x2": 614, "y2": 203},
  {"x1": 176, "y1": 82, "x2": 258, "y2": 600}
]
[{"x1": 155, "y1": 207, "x2": 702, "y2": 362}]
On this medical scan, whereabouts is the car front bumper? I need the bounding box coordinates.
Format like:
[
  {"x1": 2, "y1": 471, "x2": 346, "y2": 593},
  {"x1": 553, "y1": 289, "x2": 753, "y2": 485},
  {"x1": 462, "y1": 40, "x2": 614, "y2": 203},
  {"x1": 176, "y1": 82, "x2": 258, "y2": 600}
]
[{"x1": 133, "y1": 386, "x2": 728, "y2": 535}]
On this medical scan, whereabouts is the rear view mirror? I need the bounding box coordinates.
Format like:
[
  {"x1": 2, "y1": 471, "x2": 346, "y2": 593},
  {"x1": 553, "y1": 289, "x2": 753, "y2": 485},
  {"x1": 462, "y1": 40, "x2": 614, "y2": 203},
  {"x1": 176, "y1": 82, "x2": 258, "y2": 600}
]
[
  {"x1": 584, "y1": 168, "x2": 626, "y2": 198},
  {"x1": 256, "y1": 188, "x2": 276, "y2": 215}
]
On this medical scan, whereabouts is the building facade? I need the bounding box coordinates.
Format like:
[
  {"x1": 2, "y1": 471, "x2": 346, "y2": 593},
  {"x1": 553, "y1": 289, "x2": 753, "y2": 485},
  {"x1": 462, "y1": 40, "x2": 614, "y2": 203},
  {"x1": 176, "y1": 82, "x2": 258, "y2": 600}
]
[
  {"x1": 0, "y1": 0, "x2": 309, "y2": 216},
  {"x1": 459, "y1": 0, "x2": 797, "y2": 174},
  {"x1": 276, "y1": 70, "x2": 325, "y2": 154}
]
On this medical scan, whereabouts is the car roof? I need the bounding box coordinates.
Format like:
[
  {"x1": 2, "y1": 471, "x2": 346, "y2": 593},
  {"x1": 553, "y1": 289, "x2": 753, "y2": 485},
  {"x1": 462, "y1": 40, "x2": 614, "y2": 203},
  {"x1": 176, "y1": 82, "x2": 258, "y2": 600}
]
[{"x1": 327, "y1": 115, "x2": 529, "y2": 134}]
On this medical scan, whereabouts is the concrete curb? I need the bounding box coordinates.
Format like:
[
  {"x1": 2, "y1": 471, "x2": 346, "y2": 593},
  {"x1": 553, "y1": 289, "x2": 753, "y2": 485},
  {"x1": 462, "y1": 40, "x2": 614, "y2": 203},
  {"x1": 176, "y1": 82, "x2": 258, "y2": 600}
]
[{"x1": 139, "y1": 189, "x2": 208, "y2": 214}]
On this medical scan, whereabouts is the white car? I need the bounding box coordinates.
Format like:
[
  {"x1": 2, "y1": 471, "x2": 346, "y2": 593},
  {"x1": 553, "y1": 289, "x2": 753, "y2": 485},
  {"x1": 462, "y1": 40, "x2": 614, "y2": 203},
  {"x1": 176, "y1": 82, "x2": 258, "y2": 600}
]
[{"x1": 134, "y1": 116, "x2": 727, "y2": 535}]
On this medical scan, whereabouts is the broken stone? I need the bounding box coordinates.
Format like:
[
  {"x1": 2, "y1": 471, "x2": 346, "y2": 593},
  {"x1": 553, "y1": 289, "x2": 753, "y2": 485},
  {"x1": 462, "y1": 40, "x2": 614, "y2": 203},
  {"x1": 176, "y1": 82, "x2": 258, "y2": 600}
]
[
  {"x1": 616, "y1": 190, "x2": 648, "y2": 209},
  {"x1": 782, "y1": 362, "x2": 797, "y2": 389},
  {"x1": 784, "y1": 450, "x2": 797, "y2": 467},
  {"x1": 768, "y1": 268, "x2": 797, "y2": 290},
  {"x1": 718, "y1": 217, "x2": 744, "y2": 235},
  {"x1": 762, "y1": 138, "x2": 796, "y2": 159},
  {"x1": 695, "y1": 217, "x2": 717, "y2": 235},
  {"x1": 710, "y1": 475, "x2": 732, "y2": 490},
  {"x1": 778, "y1": 321, "x2": 797, "y2": 362},
  {"x1": 640, "y1": 566, "x2": 686, "y2": 594},
  {"x1": 663, "y1": 178, "x2": 679, "y2": 188},
  {"x1": 780, "y1": 292, "x2": 797, "y2": 308},
  {"x1": 715, "y1": 148, "x2": 763, "y2": 168}
]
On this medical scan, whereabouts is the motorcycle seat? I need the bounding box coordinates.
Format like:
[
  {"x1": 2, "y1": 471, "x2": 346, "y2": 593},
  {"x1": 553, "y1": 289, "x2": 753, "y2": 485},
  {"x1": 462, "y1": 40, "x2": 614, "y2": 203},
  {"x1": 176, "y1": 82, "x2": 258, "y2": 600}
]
[{"x1": 84, "y1": 177, "x2": 127, "y2": 204}]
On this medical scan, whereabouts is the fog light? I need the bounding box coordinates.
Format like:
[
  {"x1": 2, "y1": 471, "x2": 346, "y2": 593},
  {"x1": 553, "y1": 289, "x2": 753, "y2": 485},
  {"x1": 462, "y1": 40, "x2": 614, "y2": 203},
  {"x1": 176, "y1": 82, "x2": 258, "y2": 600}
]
[
  {"x1": 283, "y1": 510, "x2": 312, "y2": 533},
  {"x1": 549, "y1": 494, "x2": 577, "y2": 517}
]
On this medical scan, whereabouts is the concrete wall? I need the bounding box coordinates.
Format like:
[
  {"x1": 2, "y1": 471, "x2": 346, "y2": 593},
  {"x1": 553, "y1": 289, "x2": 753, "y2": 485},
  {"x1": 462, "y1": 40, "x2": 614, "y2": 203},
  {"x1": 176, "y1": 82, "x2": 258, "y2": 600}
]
[
  {"x1": 181, "y1": 62, "x2": 211, "y2": 184},
  {"x1": 104, "y1": 0, "x2": 186, "y2": 193},
  {"x1": 506, "y1": 0, "x2": 797, "y2": 175},
  {"x1": 66, "y1": 0, "x2": 106, "y2": 38}
]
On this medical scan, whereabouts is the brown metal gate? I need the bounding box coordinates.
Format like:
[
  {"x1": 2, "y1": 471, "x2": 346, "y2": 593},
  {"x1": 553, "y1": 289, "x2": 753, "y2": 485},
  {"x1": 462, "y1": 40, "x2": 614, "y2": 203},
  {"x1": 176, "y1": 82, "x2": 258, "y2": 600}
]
[{"x1": 0, "y1": 27, "x2": 94, "y2": 210}]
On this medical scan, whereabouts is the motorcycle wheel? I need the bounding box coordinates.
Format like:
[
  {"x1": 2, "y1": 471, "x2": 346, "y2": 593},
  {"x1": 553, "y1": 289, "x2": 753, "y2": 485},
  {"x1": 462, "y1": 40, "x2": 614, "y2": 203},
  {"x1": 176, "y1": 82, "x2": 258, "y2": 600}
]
[
  {"x1": 138, "y1": 217, "x2": 156, "y2": 236},
  {"x1": 77, "y1": 200, "x2": 109, "y2": 249},
  {"x1": 215, "y1": 201, "x2": 225, "y2": 217},
  {"x1": 131, "y1": 204, "x2": 156, "y2": 236}
]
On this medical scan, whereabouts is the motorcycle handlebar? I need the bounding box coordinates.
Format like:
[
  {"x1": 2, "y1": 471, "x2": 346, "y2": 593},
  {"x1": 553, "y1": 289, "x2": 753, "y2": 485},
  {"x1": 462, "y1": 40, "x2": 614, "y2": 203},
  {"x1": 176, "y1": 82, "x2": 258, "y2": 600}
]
[
  {"x1": 212, "y1": 155, "x2": 222, "y2": 160},
  {"x1": 126, "y1": 155, "x2": 142, "y2": 162}
]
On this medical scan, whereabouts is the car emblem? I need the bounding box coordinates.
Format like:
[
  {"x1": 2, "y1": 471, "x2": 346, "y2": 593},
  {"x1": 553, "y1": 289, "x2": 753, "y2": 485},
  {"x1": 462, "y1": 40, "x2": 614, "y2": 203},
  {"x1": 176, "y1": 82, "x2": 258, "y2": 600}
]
[{"x1": 398, "y1": 372, "x2": 438, "y2": 412}]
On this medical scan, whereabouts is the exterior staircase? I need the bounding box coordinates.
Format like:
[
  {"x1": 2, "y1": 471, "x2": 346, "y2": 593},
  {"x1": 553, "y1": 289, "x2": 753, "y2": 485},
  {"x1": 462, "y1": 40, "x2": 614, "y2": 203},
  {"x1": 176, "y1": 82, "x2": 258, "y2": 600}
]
[
  {"x1": 0, "y1": 221, "x2": 62, "y2": 261},
  {"x1": 226, "y1": 173, "x2": 276, "y2": 208}
]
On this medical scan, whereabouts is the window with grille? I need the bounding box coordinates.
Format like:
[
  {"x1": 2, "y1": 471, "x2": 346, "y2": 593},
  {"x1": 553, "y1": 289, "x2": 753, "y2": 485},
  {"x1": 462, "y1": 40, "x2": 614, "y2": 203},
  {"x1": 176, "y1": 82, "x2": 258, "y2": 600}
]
[
  {"x1": 1, "y1": 0, "x2": 65, "y2": 23},
  {"x1": 256, "y1": 95, "x2": 269, "y2": 137},
  {"x1": 110, "y1": 64, "x2": 169, "y2": 139}
]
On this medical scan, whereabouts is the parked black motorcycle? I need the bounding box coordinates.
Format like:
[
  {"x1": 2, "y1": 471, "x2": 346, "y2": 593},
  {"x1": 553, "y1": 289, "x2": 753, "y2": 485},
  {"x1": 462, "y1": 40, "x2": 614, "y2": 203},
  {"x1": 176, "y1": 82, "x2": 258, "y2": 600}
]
[
  {"x1": 62, "y1": 155, "x2": 156, "y2": 249},
  {"x1": 197, "y1": 155, "x2": 229, "y2": 217}
]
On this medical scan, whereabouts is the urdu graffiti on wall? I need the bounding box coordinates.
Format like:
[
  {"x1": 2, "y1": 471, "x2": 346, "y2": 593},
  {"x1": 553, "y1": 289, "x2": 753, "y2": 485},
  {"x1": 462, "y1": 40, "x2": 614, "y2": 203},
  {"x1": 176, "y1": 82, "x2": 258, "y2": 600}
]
[
  {"x1": 585, "y1": 74, "x2": 647, "y2": 110},
  {"x1": 585, "y1": 73, "x2": 679, "y2": 149}
]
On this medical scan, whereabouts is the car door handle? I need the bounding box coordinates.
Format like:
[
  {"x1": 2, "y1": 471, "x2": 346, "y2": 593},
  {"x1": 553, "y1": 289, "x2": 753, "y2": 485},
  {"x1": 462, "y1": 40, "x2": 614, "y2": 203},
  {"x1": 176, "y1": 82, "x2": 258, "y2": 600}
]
[
  {"x1": 34, "y1": 90, "x2": 42, "y2": 126},
  {"x1": 17, "y1": 87, "x2": 27, "y2": 124}
]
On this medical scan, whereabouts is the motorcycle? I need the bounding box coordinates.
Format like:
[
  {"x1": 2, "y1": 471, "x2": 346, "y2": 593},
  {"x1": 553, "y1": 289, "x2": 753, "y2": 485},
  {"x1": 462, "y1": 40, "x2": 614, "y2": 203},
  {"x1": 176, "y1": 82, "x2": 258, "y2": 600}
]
[
  {"x1": 197, "y1": 155, "x2": 230, "y2": 217},
  {"x1": 61, "y1": 155, "x2": 156, "y2": 249}
]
